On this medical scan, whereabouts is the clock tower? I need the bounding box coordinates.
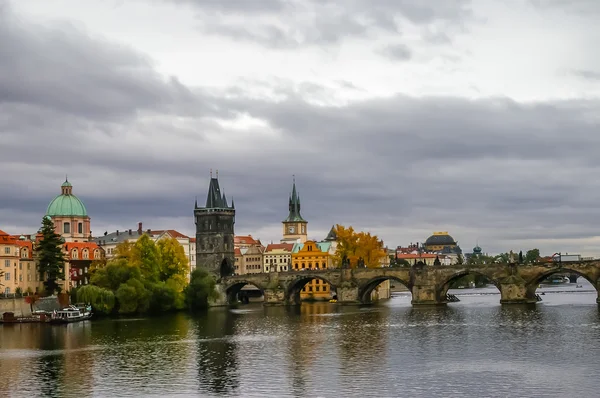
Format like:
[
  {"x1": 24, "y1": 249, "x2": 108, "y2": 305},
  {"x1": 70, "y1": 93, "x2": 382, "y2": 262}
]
[{"x1": 281, "y1": 177, "x2": 307, "y2": 243}]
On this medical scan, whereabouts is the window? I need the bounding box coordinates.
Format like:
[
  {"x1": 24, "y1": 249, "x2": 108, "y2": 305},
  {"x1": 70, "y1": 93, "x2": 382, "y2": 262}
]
[
  {"x1": 78, "y1": 222, "x2": 83, "y2": 234},
  {"x1": 4, "y1": 260, "x2": 9, "y2": 267},
  {"x1": 5, "y1": 272, "x2": 10, "y2": 281},
  {"x1": 19, "y1": 263, "x2": 22, "y2": 270},
  {"x1": 4, "y1": 287, "x2": 9, "y2": 295},
  {"x1": 82, "y1": 250, "x2": 88, "y2": 259},
  {"x1": 4, "y1": 247, "x2": 9, "y2": 254},
  {"x1": 316, "y1": 286, "x2": 320, "y2": 292},
  {"x1": 64, "y1": 222, "x2": 71, "y2": 234},
  {"x1": 19, "y1": 274, "x2": 22, "y2": 281},
  {"x1": 72, "y1": 250, "x2": 78, "y2": 259}
]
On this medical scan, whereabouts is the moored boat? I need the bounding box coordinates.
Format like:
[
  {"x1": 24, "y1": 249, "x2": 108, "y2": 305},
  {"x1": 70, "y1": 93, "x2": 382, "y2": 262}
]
[{"x1": 50, "y1": 305, "x2": 92, "y2": 324}]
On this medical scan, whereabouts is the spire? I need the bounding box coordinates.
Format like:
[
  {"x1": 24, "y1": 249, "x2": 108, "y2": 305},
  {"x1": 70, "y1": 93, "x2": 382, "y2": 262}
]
[
  {"x1": 283, "y1": 176, "x2": 305, "y2": 223},
  {"x1": 194, "y1": 196, "x2": 198, "y2": 209},
  {"x1": 222, "y1": 191, "x2": 228, "y2": 208},
  {"x1": 205, "y1": 173, "x2": 223, "y2": 208},
  {"x1": 231, "y1": 197, "x2": 235, "y2": 209}
]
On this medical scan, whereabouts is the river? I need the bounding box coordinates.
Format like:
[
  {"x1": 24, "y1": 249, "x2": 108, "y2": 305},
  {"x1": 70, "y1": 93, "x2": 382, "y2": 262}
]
[{"x1": 1, "y1": 280, "x2": 599, "y2": 398}]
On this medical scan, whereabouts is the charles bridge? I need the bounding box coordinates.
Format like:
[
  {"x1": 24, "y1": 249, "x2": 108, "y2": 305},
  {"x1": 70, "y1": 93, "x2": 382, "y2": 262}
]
[{"x1": 215, "y1": 261, "x2": 600, "y2": 306}]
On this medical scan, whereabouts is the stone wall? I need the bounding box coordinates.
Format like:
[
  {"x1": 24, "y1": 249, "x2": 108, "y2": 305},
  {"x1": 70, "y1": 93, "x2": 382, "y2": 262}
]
[{"x1": 0, "y1": 298, "x2": 32, "y2": 317}]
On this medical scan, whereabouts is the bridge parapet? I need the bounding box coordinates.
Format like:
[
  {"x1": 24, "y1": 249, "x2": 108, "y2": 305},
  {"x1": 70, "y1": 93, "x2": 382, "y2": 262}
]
[{"x1": 216, "y1": 261, "x2": 600, "y2": 306}]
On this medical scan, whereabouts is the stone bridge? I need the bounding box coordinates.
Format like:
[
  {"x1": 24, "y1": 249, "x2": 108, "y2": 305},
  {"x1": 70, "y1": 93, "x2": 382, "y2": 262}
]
[{"x1": 215, "y1": 261, "x2": 600, "y2": 306}]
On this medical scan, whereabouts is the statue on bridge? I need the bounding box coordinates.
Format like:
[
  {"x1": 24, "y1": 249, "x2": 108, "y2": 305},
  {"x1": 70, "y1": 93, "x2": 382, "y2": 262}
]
[
  {"x1": 357, "y1": 257, "x2": 365, "y2": 268},
  {"x1": 341, "y1": 255, "x2": 350, "y2": 269}
]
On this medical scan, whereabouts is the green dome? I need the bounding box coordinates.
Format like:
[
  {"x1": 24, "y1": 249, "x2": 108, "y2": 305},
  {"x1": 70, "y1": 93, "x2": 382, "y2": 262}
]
[
  {"x1": 61, "y1": 180, "x2": 72, "y2": 187},
  {"x1": 46, "y1": 194, "x2": 87, "y2": 217}
]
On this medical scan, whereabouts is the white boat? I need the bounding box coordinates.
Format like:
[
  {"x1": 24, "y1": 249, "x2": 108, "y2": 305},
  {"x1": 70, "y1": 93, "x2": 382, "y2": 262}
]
[{"x1": 50, "y1": 305, "x2": 92, "y2": 324}]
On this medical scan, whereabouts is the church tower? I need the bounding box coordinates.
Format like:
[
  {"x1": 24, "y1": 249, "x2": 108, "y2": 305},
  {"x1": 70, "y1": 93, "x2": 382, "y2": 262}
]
[
  {"x1": 194, "y1": 171, "x2": 236, "y2": 277},
  {"x1": 281, "y1": 177, "x2": 308, "y2": 243}
]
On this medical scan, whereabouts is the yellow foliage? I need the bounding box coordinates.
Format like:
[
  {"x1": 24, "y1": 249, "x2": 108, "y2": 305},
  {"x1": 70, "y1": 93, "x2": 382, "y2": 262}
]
[{"x1": 333, "y1": 224, "x2": 386, "y2": 268}]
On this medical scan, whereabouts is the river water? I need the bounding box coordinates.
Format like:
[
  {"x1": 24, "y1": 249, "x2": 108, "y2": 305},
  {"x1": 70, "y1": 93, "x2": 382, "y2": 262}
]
[{"x1": 1, "y1": 281, "x2": 599, "y2": 398}]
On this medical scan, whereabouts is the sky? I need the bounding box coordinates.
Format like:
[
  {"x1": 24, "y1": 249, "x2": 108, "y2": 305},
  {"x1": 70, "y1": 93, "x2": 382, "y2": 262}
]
[{"x1": 1, "y1": 0, "x2": 600, "y2": 256}]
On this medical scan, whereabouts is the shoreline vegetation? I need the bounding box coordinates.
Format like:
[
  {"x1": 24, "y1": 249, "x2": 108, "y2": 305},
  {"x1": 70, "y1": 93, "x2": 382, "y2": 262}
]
[{"x1": 69, "y1": 236, "x2": 217, "y2": 316}]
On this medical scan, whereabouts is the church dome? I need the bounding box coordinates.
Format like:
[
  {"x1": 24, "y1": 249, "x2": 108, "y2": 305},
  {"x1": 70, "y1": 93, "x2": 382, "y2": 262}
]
[
  {"x1": 46, "y1": 179, "x2": 88, "y2": 217},
  {"x1": 424, "y1": 232, "x2": 456, "y2": 247}
]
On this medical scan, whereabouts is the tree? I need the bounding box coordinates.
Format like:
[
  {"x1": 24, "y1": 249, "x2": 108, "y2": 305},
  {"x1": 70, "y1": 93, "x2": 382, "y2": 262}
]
[
  {"x1": 525, "y1": 249, "x2": 540, "y2": 264},
  {"x1": 35, "y1": 216, "x2": 66, "y2": 295},
  {"x1": 518, "y1": 250, "x2": 524, "y2": 264},
  {"x1": 185, "y1": 268, "x2": 218, "y2": 311},
  {"x1": 76, "y1": 285, "x2": 115, "y2": 315},
  {"x1": 156, "y1": 237, "x2": 188, "y2": 286},
  {"x1": 333, "y1": 225, "x2": 386, "y2": 268},
  {"x1": 131, "y1": 235, "x2": 159, "y2": 281},
  {"x1": 456, "y1": 254, "x2": 464, "y2": 265}
]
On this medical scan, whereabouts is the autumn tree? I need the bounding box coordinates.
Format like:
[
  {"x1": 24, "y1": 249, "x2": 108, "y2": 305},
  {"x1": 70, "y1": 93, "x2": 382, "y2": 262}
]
[
  {"x1": 130, "y1": 235, "x2": 159, "y2": 281},
  {"x1": 333, "y1": 225, "x2": 386, "y2": 268},
  {"x1": 156, "y1": 237, "x2": 189, "y2": 287},
  {"x1": 35, "y1": 216, "x2": 65, "y2": 295}
]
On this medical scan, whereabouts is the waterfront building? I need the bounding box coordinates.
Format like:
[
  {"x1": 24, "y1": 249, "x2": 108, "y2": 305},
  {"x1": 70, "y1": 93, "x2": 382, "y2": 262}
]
[
  {"x1": 194, "y1": 173, "x2": 236, "y2": 276},
  {"x1": 281, "y1": 179, "x2": 308, "y2": 244},
  {"x1": 263, "y1": 243, "x2": 293, "y2": 272},
  {"x1": 234, "y1": 235, "x2": 263, "y2": 250},
  {"x1": 0, "y1": 231, "x2": 39, "y2": 295},
  {"x1": 234, "y1": 245, "x2": 264, "y2": 275},
  {"x1": 46, "y1": 178, "x2": 92, "y2": 242},
  {"x1": 291, "y1": 240, "x2": 333, "y2": 300},
  {"x1": 63, "y1": 242, "x2": 104, "y2": 289}
]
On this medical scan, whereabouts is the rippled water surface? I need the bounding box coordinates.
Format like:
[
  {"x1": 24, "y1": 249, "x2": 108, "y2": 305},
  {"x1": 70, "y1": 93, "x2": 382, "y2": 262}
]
[{"x1": 1, "y1": 282, "x2": 599, "y2": 398}]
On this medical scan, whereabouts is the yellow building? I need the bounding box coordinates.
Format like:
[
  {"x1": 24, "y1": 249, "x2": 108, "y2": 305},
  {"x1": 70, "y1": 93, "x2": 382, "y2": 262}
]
[
  {"x1": 291, "y1": 240, "x2": 333, "y2": 300},
  {"x1": 0, "y1": 230, "x2": 39, "y2": 295}
]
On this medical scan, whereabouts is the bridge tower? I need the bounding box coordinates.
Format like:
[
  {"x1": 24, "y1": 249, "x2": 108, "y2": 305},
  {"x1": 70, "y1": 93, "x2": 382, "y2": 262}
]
[
  {"x1": 281, "y1": 176, "x2": 308, "y2": 244},
  {"x1": 194, "y1": 171, "x2": 236, "y2": 277}
]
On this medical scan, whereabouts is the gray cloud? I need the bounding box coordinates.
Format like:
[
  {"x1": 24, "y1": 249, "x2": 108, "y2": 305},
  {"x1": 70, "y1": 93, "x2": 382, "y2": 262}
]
[
  {"x1": 163, "y1": 0, "x2": 472, "y2": 48},
  {"x1": 2, "y1": 1, "x2": 600, "y2": 257},
  {"x1": 572, "y1": 69, "x2": 600, "y2": 81},
  {"x1": 379, "y1": 43, "x2": 412, "y2": 61}
]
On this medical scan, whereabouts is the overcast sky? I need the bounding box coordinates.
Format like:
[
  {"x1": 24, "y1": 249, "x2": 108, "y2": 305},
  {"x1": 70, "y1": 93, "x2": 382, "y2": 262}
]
[{"x1": 1, "y1": 0, "x2": 600, "y2": 256}]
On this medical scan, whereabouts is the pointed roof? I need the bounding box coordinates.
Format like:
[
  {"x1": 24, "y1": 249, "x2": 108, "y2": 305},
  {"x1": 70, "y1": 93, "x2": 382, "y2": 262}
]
[
  {"x1": 283, "y1": 177, "x2": 306, "y2": 222},
  {"x1": 324, "y1": 225, "x2": 337, "y2": 241}
]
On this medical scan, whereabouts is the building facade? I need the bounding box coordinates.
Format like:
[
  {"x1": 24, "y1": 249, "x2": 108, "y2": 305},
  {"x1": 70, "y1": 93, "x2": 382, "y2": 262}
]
[
  {"x1": 64, "y1": 242, "x2": 104, "y2": 289},
  {"x1": 281, "y1": 179, "x2": 308, "y2": 244},
  {"x1": 234, "y1": 245, "x2": 264, "y2": 275},
  {"x1": 291, "y1": 240, "x2": 333, "y2": 300},
  {"x1": 194, "y1": 174, "x2": 236, "y2": 277},
  {"x1": 264, "y1": 243, "x2": 293, "y2": 272},
  {"x1": 1, "y1": 231, "x2": 39, "y2": 295}
]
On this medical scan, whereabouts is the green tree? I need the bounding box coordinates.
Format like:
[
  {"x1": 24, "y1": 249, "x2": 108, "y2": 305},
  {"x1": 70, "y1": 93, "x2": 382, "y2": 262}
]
[
  {"x1": 35, "y1": 216, "x2": 66, "y2": 295},
  {"x1": 525, "y1": 249, "x2": 540, "y2": 264},
  {"x1": 76, "y1": 285, "x2": 115, "y2": 315},
  {"x1": 156, "y1": 237, "x2": 188, "y2": 286},
  {"x1": 185, "y1": 268, "x2": 218, "y2": 311},
  {"x1": 456, "y1": 253, "x2": 464, "y2": 265},
  {"x1": 131, "y1": 235, "x2": 159, "y2": 281},
  {"x1": 115, "y1": 278, "x2": 151, "y2": 314},
  {"x1": 91, "y1": 259, "x2": 143, "y2": 291}
]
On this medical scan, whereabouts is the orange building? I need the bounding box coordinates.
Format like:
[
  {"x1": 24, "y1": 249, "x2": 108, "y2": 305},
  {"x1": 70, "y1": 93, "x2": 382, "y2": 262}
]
[
  {"x1": 291, "y1": 240, "x2": 333, "y2": 300},
  {"x1": 0, "y1": 231, "x2": 39, "y2": 295}
]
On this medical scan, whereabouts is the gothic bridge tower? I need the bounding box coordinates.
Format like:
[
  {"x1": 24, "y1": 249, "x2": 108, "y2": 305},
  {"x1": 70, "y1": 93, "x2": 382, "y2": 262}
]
[{"x1": 194, "y1": 171, "x2": 235, "y2": 277}]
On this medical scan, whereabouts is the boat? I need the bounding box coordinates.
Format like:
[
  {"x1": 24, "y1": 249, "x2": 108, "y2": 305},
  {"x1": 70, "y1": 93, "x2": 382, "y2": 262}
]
[{"x1": 50, "y1": 305, "x2": 92, "y2": 324}]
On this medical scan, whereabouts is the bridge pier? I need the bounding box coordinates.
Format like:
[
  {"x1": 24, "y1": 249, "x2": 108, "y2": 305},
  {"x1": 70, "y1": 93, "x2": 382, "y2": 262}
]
[
  {"x1": 337, "y1": 284, "x2": 361, "y2": 305},
  {"x1": 411, "y1": 284, "x2": 444, "y2": 306},
  {"x1": 499, "y1": 280, "x2": 536, "y2": 304},
  {"x1": 263, "y1": 288, "x2": 286, "y2": 306}
]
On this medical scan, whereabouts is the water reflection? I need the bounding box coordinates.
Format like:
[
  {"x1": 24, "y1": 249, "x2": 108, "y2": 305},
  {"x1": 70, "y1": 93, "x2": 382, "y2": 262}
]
[
  {"x1": 194, "y1": 309, "x2": 239, "y2": 396},
  {"x1": 1, "y1": 293, "x2": 600, "y2": 397}
]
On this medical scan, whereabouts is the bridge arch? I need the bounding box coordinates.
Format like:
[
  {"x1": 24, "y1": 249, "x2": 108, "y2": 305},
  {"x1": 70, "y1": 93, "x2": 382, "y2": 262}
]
[
  {"x1": 224, "y1": 281, "x2": 266, "y2": 305},
  {"x1": 437, "y1": 269, "x2": 501, "y2": 302},
  {"x1": 524, "y1": 267, "x2": 599, "y2": 302},
  {"x1": 285, "y1": 274, "x2": 337, "y2": 305},
  {"x1": 359, "y1": 276, "x2": 412, "y2": 304}
]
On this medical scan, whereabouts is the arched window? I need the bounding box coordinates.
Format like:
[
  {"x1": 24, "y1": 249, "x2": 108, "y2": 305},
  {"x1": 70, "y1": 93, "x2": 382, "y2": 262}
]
[
  {"x1": 301, "y1": 262, "x2": 306, "y2": 269},
  {"x1": 94, "y1": 250, "x2": 100, "y2": 259},
  {"x1": 78, "y1": 223, "x2": 83, "y2": 234},
  {"x1": 82, "y1": 249, "x2": 89, "y2": 259},
  {"x1": 72, "y1": 249, "x2": 78, "y2": 259},
  {"x1": 321, "y1": 262, "x2": 326, "y2": 269},
  {"x1": 63, "y1": 222, "x2": 71, "y2": 234}
]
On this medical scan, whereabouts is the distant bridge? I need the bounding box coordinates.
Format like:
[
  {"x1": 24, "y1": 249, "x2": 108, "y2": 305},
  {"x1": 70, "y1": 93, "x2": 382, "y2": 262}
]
[{"x1": 215, "y1": 261, "x2": 600, "y2": 306}]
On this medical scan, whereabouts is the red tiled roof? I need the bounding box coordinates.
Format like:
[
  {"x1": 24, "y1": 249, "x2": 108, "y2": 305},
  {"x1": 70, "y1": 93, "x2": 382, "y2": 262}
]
[
  {"x1": 265, "y1": 243, "x2": 294, "y2": 252},
  {"x1": 15, "y1": 240, "x2": 33, "y2": 258},
  {"x1": 64, "y1": 242, "x2": 101, "y2": 251},
  {"x1": 397, "y1": 253, "x2": 439, "y2": 259},
  {"x1": 150, "y1": 230, "x2": 189, "y2": 239},
  {"x1": 234, "y1": 248, "x2": 241, "y2": 256},
  {"x1": 189, "y1": 237, "x2": 196, "y2": 243},
  {"x1": 234, "y1": 235, "x2": 259, "y2": 245},
  {"x1": 0, "y1": 230, "x2": 17, "y2": 244}
]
